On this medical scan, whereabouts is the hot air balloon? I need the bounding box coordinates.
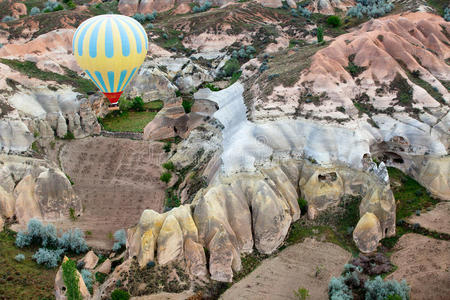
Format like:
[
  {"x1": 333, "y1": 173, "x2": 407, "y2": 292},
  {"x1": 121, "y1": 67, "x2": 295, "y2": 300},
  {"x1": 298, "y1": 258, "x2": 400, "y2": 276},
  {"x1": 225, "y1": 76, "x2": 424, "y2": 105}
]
[{"x1": 72, "y1": 14, "x2": 148, "y2": 109}]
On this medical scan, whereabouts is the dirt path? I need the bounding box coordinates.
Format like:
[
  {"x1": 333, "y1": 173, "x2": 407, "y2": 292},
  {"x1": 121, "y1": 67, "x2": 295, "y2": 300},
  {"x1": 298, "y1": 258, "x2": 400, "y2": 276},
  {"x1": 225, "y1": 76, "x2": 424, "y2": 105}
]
[
  {"x1": 387, "y1": 233, "x2": 450, "y2": 300},
  {"x1": 55, "y1": 136, "x2": 168, "y2": 249},
  {"x1": 221, "y1": 238, "x2": 351, "y2": 300}
]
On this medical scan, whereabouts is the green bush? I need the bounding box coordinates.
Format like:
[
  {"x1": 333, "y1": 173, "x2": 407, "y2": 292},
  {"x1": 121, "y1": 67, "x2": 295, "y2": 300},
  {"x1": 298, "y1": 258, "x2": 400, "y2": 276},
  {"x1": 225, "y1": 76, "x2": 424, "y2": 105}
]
[
  {"x1": 163, "y1": 142, "x2": 171, "y2": 153},
  {"x1": 81, "y1": 269, "x2": 93, "y2": 292},
  {"x1": 62, "y1": 131, "x2": 75, "y2": 140},
  {"x1": 162, "y1": 161, "x2": 175, "y2": 171},
  {"x1": 298, "y1": 198, "x2": 308, "y2": 214},
  {"x1": 365, "y1": 276, "x2": 410, "y2": 300},
  {"x1": 112, "y1": 229, "x2": 126, "y2": 252},
  {"x1": 62, "y1": 259, "x2": 82, "y2": 300},
  {"x1": 222, "y1": 58, "x2": 240, "y2": 77},
  {"x1": 166, "y1": 195, "x2": 181, "y2": 208},
  {"x1": 327, "y1": 15, "x2": 342, "y2": 27},
  {"x1": 317, "y1": 27, "x2": 324, "y2": 43},
  {"x1": 160, "y1": 172, "x2": 172, "y2": 183},
  {"x1": 95, "y1": 272, "x2": 108, "y2": 284},
  {"x1": 111, "y1": 289, "x2": 130, "y2": 300},
  {"x1": 182, "y1": 99, "x2": 193, "y2": 113},
  {"x1": 132, "y1": 96, "x2": 144, "y2": 111}
]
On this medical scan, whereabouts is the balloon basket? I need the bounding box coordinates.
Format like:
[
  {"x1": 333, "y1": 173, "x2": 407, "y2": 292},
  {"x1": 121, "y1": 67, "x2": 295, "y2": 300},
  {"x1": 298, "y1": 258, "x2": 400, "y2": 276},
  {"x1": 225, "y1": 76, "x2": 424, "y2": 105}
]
[{"x1": 108, "y1": 104, "x2": 120, "y2": 111}]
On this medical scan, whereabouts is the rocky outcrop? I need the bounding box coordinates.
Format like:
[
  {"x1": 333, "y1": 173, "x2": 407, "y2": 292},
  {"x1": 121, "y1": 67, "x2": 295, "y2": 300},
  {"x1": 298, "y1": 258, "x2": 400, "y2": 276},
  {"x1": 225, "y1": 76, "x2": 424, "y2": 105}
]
[
  {"x1": 78, "y1": 250, "x2": 99, "y2": 270},
  {"x1": 256, "y1": 0, "x2": 283, "y2": 8},
  {"x1": 308, "y1": 0, "x2": 355, "y2": 15},
  {"x1": 55, "y1": 257, "x2": 91, "y2": 300},
  {"x1": 353, "y1": 212, "x2": 383, "y2": 253},
  {"x1": 0, "y1": 119, "x2": 33, "y2": 153},
  {"x1": 415, "y1": 156, "x2": 450, "y2": 200},
  {"x1": 0, "y1": 155, "x2": 82, "y2": 226}
]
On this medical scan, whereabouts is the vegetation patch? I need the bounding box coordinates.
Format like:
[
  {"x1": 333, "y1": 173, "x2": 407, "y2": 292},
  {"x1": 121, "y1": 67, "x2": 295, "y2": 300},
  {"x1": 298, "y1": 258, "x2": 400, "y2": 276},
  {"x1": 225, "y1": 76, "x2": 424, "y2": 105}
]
[
  {"x1": 100, "y1": 99, "x2": 163, "y2": 132},
  {"x1": 62, "y1": 258, "x2": 83, "y2": 300},
  {"x1": 389, "y1": 73, "x2": 413, "y2": 105},
  {"x1": 345, "y1": 54, "x2": 366, "y2": 77},
  {"x1": 0, "y1": 59, "x2": 96, "y2": 95}
]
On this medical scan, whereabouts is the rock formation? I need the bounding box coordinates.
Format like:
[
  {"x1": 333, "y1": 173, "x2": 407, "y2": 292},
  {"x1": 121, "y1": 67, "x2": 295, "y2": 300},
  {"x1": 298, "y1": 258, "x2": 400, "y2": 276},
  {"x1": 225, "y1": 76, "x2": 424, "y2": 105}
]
[{"x1": 0, "y1": 155, "x2": 82, "y2": 227}]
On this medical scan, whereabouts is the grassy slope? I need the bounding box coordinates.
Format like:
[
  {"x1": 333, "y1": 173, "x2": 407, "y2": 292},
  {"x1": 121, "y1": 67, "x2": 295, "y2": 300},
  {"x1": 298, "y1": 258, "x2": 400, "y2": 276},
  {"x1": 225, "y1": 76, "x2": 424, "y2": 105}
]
[{"x1": 0, "y1": 229, "x2": 56, "y2": 300}]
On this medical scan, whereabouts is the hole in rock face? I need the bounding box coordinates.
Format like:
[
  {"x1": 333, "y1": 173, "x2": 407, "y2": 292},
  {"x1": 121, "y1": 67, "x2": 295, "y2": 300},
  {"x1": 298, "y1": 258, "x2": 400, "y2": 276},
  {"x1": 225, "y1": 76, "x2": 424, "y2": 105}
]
[
  {"x1": 382, "y1": 152, "x2": 404, "y2": 164},
  {"x1": 385, "y1": 228, "x2": 388, "y2": 235},
  {"x1": 318, "y1": 172, "x2": 338, "y2": 182}
]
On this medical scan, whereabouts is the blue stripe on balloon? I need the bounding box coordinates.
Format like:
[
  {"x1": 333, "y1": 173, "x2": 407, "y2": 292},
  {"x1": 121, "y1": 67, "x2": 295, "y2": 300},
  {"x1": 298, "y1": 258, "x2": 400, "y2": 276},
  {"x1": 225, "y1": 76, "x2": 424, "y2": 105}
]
[
  {"x1": 77, "y1": 17, "x2": 97, "y2": 56},
  {"x1": 115, "y1": 19, "x2": 130, "y2": 57},
  {"x1": 105, "y1": 19, "x2": 114, "y2": 58},
  {"x1": 122, "y1": 67, "x2": 137, "y2": 90},
  {"x1": 85, "y1": 70, "x2": 101, "y2": 90},
  {"x1": 94, "y1": 71, "x2": 108, "y2": 92},
  {"x1": 125, "y1": 20, "x2": 142, "y2": 54},
  {"x1": 127, "y1": 16, "x2": 148, "y2": 51},
  {"x1": 107, "y1": 71, "x2": 115, "y2": 93},
  {"x1": 116, "y1": 70, "x2": 127, "y2": 92},
  {"x1": 89, "y1": 19, "x2": 104, "y2": 58}
]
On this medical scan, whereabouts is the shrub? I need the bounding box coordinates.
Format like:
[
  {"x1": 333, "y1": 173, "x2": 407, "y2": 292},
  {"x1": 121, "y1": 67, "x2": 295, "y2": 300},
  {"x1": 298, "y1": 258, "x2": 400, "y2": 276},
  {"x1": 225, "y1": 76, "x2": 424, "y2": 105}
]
[
  {"x1": 259, "y1": 61, "x2": 269, "y2": 73},
  {"x1": 328, "y1": 276, "x2": 353, "y2": 300},
  {"x1": 160, "y1": 172, "x2": 172, "y2": 183},
  {"x1": 182, "y1": 99, "x2": 193, "y2": 113},
  {"x1": 238, "y1": 48, "x2": 248, "y2": 58},
  {"x1": 43, "y1": 1, "x2": 64, "y2": 12},
  {"x1": 445, "y1": 7, "x2": 450, "y2": 22},
  {"x1": 112, "y1": 229, "x2": 127, "y2": 252},
  {"x1": 132, "y1": 96, "x2": 144, "y2": 111},
  {"x1": 119, "y1": 97, "x2": 133, "y2": 112},
  {"x1": 33, "y1": 248, "x2": 64, "y2": 268},
  {"x1": 146, "y1": 23, "x2": 154, "y2": 29},
  {"x1": 95, "y1": 272, "x2": 108, "y2": 284},
  {"x1": 132, "y1": 13, "x2": 146, "y2": 23},
  {"x1": 294, "y1": 287, "x2": 309, "y2": 300},
  {"x1": 111, "y1": 289, "x2": 130, "y2": 300},
  {"x1": 15, "y1": 230, "x2": 32, "y2": 248},
  {"x1": 30, "y1": 7, "x2": 41, "y2": 16},
  {"x1": 246, "y1": 45, "x2": 256, "y2": 54},
  {"x1": 166, "y1": 195, "x2": 181, "y2": 208},
  {"x1": 162, "y1": 33, "x2": 168, "y2": 39},
  {"x1": 193, "y1": 1, "x2": 212, "y2": 13},
  {"x1": 162, "y1": 161, "x2": 175, "y2": 171},
  {"x1": 347, "y1": 0, "x2": 394, "y2": 19},
  {"x1": 327, "y1": 15, "x2": 342, "y2": 27},
  {"x1": 222, "y1": 58, "x2": 240, "y2": 77},
  {"x1": 364, "y1": 276, "x2": 410, "y2": 300},
  {"x1": 59, "y1": 229, "x2": 88, "y2": 254},
  {"x1": 145, "y1": 11, "x2": 157, "y2": 21},
  {"x1": 317, "y1": 27, "x2": 324, "y2": 43},
  {"x1": 81, "y1": 269, "x2": 93, "y2": 291},
  {"x1": 298, "y1": 198, "x2": 308, "y2": 214},
  {"x1": 62, "y1": 259, "x2": 83, "y2": 300},
  {"x1": 15, "y1": 253, "x2": 25, "y2": 262},
  {"x1": 163, "y1": 141, "x2": 171, "y2": 153},
  {"x1": 2, "y1": 16, "x2": 16, "y2": 22}
]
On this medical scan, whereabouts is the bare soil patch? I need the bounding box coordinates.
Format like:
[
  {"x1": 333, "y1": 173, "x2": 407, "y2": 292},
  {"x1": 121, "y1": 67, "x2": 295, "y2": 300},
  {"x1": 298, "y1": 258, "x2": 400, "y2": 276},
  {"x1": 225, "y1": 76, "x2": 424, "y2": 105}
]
[
  {"x1": 408, "y1": 202, "x2": 450, "y2": 235},
  {"x1": 387, "y1": 233, "x2": 450, "y2": 300},
  {"x1": 57, "y1": 136, "x2": 167, "y2": 249},
  {"x1": 221, "y1": 238, "x2": 351, "y2": 300}
]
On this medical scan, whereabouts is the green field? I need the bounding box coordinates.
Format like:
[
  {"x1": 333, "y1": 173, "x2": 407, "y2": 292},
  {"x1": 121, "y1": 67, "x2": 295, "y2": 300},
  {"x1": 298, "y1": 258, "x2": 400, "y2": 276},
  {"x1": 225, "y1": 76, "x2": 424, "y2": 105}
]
[
  {"x1": 100, "y1": 100, "x2": 164, "y2": 133},
  {"x1": 0, "y1": 229, "x2": 56, "y2": 300}
]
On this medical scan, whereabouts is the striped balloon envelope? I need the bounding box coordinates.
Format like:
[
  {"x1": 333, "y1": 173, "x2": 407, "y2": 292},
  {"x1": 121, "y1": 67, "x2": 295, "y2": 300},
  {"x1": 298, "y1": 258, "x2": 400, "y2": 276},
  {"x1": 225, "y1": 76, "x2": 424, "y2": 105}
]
[{"x1": 72, "y1": 14, "x2": 148, "y2": 105}]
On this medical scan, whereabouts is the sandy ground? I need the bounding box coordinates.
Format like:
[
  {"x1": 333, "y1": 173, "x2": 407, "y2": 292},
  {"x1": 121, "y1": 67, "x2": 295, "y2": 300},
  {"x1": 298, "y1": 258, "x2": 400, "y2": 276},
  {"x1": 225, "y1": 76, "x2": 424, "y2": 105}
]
[
  {"x1": 221, "y1": 238, "x2": 351, "y2": 300},
  {"x1": 131, "y1": 291, "x2": 194, "y2": 300},
  {"x1": 387, "y1": 233, "x2": 450, "y2": 300},
  {"x1": 408, "y1": 202, "x2": 450, "y2": 235},
  {"x1": 55, "y1": 136, "x2": 168, "y2": 249}
]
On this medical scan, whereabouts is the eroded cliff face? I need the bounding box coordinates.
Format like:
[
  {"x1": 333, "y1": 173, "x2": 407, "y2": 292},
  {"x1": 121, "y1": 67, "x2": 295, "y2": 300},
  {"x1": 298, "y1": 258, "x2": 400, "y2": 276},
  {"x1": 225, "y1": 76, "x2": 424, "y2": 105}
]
[{"x1": 0, "y1": 154, "x2": 82, "y2": 227}]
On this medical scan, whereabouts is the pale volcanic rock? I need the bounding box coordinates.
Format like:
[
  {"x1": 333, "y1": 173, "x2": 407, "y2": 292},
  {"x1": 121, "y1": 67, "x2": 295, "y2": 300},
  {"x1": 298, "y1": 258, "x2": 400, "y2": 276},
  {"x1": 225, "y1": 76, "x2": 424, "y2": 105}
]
[
  {"x1": 353, "y1": 212, "x2": 383, "y2": 253},
  {"x1": 79, "y1": 250, "x2": 99, "y2": 270},
  {"x1": 118, "y1": 0, "x2": 140, "y2": 15},
  {"x1": 55, "y1": 257, "x2": 91, "y2": 300},
  {"x1": 184, "y1": 238, "x2": 207, "y2": 277},
  {"x1": 0, "y1": 216, "x2": 4, "y2": 231},
  {"x1": 0, "y1": 29, "x2": 79, "y2": 74},
  {"x1": 0, "y1": 185, "x2": 15, "y2": 219},
  {"x1": 173, "y1": 3, "x2": 191, "y2": 14},
  {"x1": 10, "y1": 2, "x2": 27, "y2": 18},
  {"x1": 308, "y1": 0, "x2": 355, "y2": 15},
  {"x1": 415, "y1": 156, "x2": 450, "y2": 200},
  {"x1": 125, "y1": 62, "x2": 177, "y2": 102},
  {"x1": 256, "y1": 0, "x2": 283, "y2": 8},
  {"x1": 0, "y1": 119, "x2": 34, "y2": 153},
  {"x1": 96, "y1": 259, "x2": 112, "y2": 274},
  {"x1": 139, "y1": 0, "x2": 175, "y2": 13},
  {"x1": 13, "y1": 174, "x2": 42, "y2": 226},
  {"x1": 157, "y1": 214, "x2": 184, "y2": 265}
]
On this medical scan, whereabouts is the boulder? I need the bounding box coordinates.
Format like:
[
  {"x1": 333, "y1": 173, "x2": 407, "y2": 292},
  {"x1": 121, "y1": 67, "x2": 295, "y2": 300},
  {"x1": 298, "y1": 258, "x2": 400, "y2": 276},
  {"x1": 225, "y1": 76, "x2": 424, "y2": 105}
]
[
  {"x1": 416, "y1": 156, "x2": 450, "y2": 200},
  {"x1": 174, "y1": 62, "x2": 214, "y2": 93},
  {"x1": 286, "y1": 0, "x2": 296, "y2": 8},
  {"x1": 56, "y1": 114, "x2": 68, "y2": 138},
  {"x1": 0, "y1": 185, "x2": 15, "y2": 219},
  {"x1": 11, "y1": 2, "x2": 27, "y2": 18},
  {"x1": 0, "y1": 119, "x2": 34, "y2": 153},
  {"x1": 353, "y1": 212, "x2": 383, "y2": 253},
  {"x1": 184, "y1": 238, "x2": 207, "y2": 277},
  {"x1": 157, "y1": 214, "x2": 183, "y2": 265},
  {"x1": 96, "y1": 259, "x2": 112, "y2": 274},
  {"x1": 78, "y1": 250, "x2": 99, "y2": 270}
]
